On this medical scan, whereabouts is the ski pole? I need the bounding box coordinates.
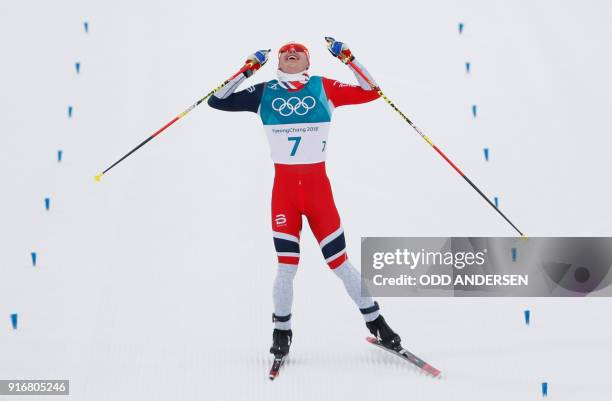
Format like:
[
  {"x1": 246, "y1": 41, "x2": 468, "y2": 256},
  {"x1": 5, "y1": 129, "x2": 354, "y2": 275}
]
[
  {"x1": 327, "y1": 38, "x2": 526, "y2": 237},
  {"x1": 94, "y1": 61, "x2": 257, "y2": 182}
]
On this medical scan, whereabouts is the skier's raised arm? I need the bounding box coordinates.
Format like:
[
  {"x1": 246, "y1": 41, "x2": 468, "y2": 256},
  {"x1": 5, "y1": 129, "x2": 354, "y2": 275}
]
[
  {"x1": 207, "y1": 50, "x2": 269, "y2": 113},
  {"x1": 322, "y1": 38, "x2": 381, "y2": 108}
]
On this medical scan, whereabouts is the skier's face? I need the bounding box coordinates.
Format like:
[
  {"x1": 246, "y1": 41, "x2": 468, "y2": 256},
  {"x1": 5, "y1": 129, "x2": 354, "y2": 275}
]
[{"x1": 278, "y1": 49, "x2": 309, "y2": 74}]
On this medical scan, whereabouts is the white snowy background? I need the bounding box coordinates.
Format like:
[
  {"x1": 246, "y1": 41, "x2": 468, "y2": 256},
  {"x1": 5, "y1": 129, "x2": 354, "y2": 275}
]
[{"x1": 1, "y1": 0, "x2": 612, "y2": 400}]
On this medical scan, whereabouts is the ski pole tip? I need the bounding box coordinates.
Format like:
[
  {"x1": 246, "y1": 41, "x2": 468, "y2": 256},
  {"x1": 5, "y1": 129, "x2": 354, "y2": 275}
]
[
  {"x1": 94, "y1": 173, "x2": 102, "y2": 182},
  {"x1": 521, "y1": 234, "x2": 529, "y2": 241}
]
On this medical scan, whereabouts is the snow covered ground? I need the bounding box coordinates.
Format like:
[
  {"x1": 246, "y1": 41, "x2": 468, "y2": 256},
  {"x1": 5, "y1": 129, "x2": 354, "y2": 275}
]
[{"x1": 1, "y1": 0, "x2": 612, "y2": 400}]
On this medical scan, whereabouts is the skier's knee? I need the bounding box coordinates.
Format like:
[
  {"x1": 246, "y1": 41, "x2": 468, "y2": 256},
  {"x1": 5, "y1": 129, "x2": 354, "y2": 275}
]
[
  {"x1": 319, "y1": 227, "x2": 347, "y2": 269},
  {"x1": 273, "y1": 231, "x2": 300, "y2": 266}
]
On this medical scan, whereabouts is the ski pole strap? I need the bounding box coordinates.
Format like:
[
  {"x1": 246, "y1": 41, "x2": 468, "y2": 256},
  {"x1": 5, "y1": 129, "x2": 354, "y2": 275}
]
[
  {"x1": 360, "y1": 301, "x2": 380, "y2": 315},
  {"x1": 272, "y1": 313, "x2": 292, "y2": 323}
]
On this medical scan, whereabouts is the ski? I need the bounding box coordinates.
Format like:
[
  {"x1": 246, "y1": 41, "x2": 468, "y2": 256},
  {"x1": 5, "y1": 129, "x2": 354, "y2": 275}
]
[
  {"x1": 268, "y1": 354, "x2": 286, "y2": 380},
  {"x1": 366, "y1": 336, "x2": 441, "y2": 378}
]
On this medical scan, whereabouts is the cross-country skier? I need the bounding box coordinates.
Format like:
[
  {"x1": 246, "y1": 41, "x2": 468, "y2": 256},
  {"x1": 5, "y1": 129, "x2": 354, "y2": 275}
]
[{"x1": 208, "y1": 38, "x2": 402, "y2": 358}]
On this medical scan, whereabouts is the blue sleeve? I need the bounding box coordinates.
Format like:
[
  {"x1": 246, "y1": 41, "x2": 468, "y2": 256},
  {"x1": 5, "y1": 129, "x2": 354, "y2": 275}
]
[{"x1": 207, "y1": 82, "x2": 265, "y2": 113}]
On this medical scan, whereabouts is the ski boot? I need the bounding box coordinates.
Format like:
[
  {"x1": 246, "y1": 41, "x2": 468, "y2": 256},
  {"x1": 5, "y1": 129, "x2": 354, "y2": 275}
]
[
  {"x1": 366, "y1": 315, "x2": 402, "y2": 351},
  {"x1": 269, "y1": 329, "x2": 293, "y2": 356}
]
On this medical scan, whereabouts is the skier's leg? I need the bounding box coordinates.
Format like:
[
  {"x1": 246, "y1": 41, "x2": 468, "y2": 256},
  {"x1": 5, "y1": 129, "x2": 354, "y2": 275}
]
[
  {"x1": 304, "y1": 174, "x2": 380, "y2": 322},
  {"x1": 331, "y1": 259, "x2": 380, "y2": 322},
  {"x1": 272, "y1": 255, "x2": 298, "y2": 330},
  {"x1": 271, "y1": 175, "x2": 302, "y2": 332},
  {"x1": 304, "y1": 172, "x2": 402, "y2": 347}
]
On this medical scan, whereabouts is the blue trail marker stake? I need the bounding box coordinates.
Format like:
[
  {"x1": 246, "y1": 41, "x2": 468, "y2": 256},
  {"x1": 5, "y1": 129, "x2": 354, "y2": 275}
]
[
  {"x1": 84, "y1": 21, "x2": 88, "y2": 33},
  {"x1": 75, "y1": 62, "x2": 80, "y2": 74},
  {"x1": 44, "y1": 197, "x2": 50, "y2": 211},
  {"x1": 472, "y1": 104, "x2": 477, "y2": 118},
  {"x1": 512, "y1": 247, "x2": 517, "y2": 262},
  {"x1": 524, "y1": 310, "x2": 530, "y2": 325},
  {"x1": 494, "y1": 196, "x2": 499, "y2": 208},
  {"x1": 484, "y1": 148, "x2": 489, "y2": 161},
  {"x1": 541, "y1": 382, "x2": 548, "y2": 397},
  {"x1": 31, "y1": 252, "x2": 37, "y2": 266},
  {"x1": 68, "y1": 105, "x2": 73, "y2": 118},
  {"x1": 11, "y1": 313, "x2": 18, "y2": 329},
  {"x1": 458, "y1": 22, "x2": 464, "y2": 34},
  {"x1": 57, "y1": 150, "x2": 63, "y2": 162},
  {"x1": 465, "y1": 61, "x2": 471, "y2": 73}
]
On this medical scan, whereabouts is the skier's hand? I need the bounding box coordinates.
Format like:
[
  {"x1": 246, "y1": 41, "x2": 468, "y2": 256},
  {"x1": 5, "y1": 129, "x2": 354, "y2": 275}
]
[
  {"x1": 325, "y1": 37, "x2": 354, "y2": 64},
  {"x1": 243, "y1": 49, "x2": 270, "y2": 77}
]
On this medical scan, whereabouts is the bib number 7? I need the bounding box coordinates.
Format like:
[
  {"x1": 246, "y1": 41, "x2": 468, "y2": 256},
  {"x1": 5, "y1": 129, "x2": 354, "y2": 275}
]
[{"x1": 288, "y1": 136, "x2": 302, "y2": 156}]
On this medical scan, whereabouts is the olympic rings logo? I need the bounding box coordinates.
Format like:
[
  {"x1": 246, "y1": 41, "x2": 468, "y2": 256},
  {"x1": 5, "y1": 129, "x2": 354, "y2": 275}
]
[{"x1": 271, "y1": 96, "x2": 316, "y2": 117}]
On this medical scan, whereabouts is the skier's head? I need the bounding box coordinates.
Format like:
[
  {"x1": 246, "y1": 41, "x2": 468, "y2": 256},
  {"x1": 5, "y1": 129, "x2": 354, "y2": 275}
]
[{"x1": 278, "y1": 42, "x2": 310, "y2": 74}]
